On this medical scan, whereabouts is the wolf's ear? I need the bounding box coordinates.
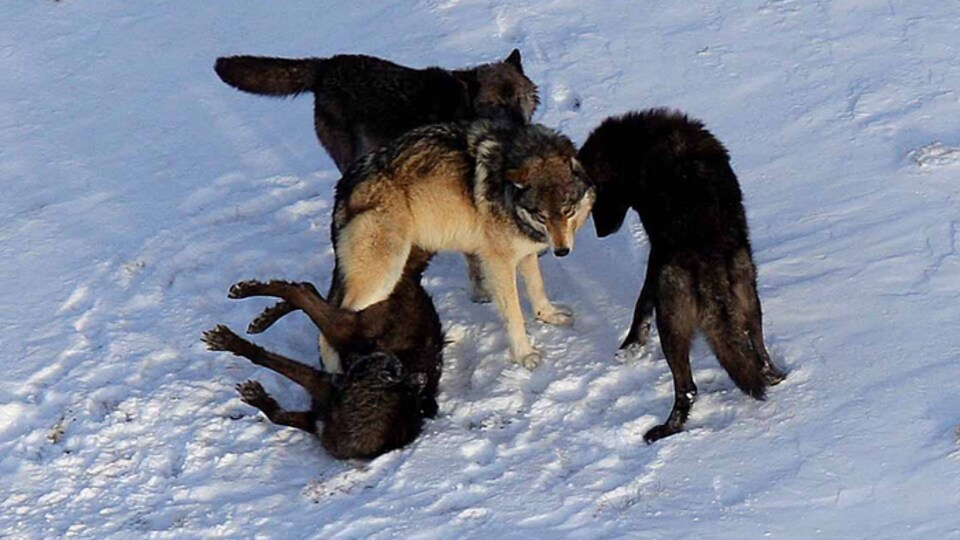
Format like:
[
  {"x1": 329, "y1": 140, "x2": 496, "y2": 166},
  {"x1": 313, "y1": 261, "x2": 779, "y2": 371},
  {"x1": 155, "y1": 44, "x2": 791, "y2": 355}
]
[
  {"x1": 571, "y1": 156, "x2": 586, "y2": 173},
  {"x1": 505, "y1": 49, "x2": 523, "y2": 74}
]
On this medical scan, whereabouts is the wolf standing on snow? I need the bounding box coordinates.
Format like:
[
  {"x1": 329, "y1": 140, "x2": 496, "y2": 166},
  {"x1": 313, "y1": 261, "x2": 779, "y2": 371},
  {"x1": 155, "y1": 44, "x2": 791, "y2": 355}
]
[
  {"x1": 327, "y1": 120, "x2": 595, "y2": 369},
  {"x1": 578, "y1": 109, "x2": 786, "y2": 442},
  {"x1": 214, "y1": 50, "x2": 540, "y2": 302},
  {"x1": 214, "y1": 50, "x2": 538, "y2": 170}
]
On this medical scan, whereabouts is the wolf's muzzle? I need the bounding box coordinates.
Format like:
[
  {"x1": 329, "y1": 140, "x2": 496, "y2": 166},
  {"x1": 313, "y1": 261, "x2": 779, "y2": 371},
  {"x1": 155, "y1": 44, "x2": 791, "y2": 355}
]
[{"x1": 553, "y1": 247, "x2": 570, "y2": 257}]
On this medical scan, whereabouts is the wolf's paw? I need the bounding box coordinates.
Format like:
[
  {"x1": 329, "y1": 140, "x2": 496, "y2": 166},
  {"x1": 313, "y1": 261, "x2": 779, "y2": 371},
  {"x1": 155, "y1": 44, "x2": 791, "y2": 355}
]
[
  {"x1": 513, "y1": 349, "x2": 543, "y2": 370},
  {"x1": 643, "y1": 422, "x2": 682, "y2": 443},
  {"x1": 202, "y1": 324, "x2": 242, "y2": 352},
  {"x1": 469, "y1": 287, "x2": 492, "y2": 304},
  {"x1": 762, "y1": 363, "x2": 787, "y2": 386},
  {"x1": 614, "y1": 341, "x2": 647, "y2": 362},
  {"x1": 618, "y1": 326, "x2": 650, "y2": 351},
  {"x1": 536, "y1": 304, "x2": 573, "y2": 326},
  {"x1": 228, "y1": 280, "x2": 265, "y2": 299},
  {"x1": 236, "y1": 380, "x2": 268, "y2": 406},
  {"x1": 247, "y1": 301, "x2": 295, "y2": 334}
]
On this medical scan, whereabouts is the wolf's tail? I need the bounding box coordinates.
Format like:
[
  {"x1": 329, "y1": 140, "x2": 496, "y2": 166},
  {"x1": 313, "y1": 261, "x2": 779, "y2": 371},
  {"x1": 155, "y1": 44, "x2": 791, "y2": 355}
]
[
  {"x1": 698, "y1": 252, "x2": 769, "y2": 400},
  {"x1": 703, "y1": 318, "x2": 768, "y2": 400},
  {"x1": 214, "y1": 55, "x2": 319, "y2": 97}
]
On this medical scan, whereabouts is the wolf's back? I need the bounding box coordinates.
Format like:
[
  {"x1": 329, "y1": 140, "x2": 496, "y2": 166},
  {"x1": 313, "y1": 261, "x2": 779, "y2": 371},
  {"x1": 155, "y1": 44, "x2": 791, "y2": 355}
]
[{"x1": 214, "y1": 55, "x2": 319, "y2": 96}]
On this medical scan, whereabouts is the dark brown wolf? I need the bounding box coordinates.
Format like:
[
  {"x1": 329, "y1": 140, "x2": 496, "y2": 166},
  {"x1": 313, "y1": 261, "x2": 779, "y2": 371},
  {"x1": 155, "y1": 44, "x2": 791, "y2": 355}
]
[
  {"x1": 578, "y1": 109, "x2": 786, "y2": 442},
  {"x1": 324, "y1": 120, "x2": 594, "y2": 370},
  {"x1": 214, "y1": 50, "x2": 539, "y2": 303},
  {"x1": 214, "y1": 50, "x2": 538, "y2": 170},
  {"x1": 202, "y1": 248, "x2": 443, "y2": 459}
]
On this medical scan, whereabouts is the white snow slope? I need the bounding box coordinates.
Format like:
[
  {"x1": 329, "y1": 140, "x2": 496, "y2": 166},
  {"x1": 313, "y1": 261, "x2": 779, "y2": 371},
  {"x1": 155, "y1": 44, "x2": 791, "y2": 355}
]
[{"x1": 2, "y1": 0, "x2": 959, "y2": 538}]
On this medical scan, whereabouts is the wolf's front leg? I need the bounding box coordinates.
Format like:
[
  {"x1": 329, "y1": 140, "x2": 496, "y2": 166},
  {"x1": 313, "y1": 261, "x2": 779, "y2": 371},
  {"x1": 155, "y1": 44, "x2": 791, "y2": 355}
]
[
  {"x1": 518, "y1": 253, "x2": 573, "y2": 326},
  {"x1": 481, "y1": 254, "x2": 541, "y2": 369}
]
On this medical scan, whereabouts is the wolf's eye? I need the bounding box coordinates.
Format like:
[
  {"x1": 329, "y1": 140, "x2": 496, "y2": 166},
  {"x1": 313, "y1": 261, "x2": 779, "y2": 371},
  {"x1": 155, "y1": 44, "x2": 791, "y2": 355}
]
[{"x1": 534, "y1": 212, "x2": 547, "y2": 223}]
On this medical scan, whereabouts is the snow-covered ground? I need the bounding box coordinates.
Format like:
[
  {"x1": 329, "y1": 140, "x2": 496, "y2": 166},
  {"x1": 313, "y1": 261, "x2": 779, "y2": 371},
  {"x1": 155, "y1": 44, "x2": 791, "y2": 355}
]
[{"x1": 2, "y1": 0, "x2": 959, "y2": 537}]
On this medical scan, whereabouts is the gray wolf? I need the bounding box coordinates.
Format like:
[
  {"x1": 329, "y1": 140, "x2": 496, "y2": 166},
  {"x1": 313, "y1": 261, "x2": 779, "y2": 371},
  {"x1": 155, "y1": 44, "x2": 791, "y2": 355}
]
[
  {"x1": 328, "y1": 120, "x2": 594, "y2": 369},
  {"x1": 577, "y1": 108, "x2": 786, "y2": 442},
  {"x1": 202, "y1": 248, "x2": 442, "y2": 459},
  {"x1": 214, "y1": 49, "x2": 539, "y2": 303}
]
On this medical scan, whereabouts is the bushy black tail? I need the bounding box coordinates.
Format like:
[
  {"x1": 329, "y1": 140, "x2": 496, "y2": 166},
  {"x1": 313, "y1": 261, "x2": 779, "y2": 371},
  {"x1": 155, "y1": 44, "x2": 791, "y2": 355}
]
[
  {"x1": 214, "y1": 55, "x2": 319, "y2": 97},
  {"x1": 703, "y1": 321, "x2": 768, "y2": 399},
  {"x1": 698, "y1": 254, "x2": 769, "y2": 400}
]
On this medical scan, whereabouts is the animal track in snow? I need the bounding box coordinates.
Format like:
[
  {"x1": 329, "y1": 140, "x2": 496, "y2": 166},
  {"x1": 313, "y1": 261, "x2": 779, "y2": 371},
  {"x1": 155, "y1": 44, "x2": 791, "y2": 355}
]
[{"x1": 909, "y1": 142, "x2": 960, "y2": 168}]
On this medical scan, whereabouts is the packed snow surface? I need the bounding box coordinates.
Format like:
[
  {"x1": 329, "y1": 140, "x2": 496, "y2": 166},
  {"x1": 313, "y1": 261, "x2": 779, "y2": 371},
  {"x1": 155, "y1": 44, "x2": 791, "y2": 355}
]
[{"x1": 2, "y1": 1, "x2": 959, "y2": 538}]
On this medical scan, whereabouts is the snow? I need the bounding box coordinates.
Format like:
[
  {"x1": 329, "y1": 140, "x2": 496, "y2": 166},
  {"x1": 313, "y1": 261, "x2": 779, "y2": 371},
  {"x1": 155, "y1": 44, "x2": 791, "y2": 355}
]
[{"x1": 2, "y1": 0, "x2": 959, "y2": 538}]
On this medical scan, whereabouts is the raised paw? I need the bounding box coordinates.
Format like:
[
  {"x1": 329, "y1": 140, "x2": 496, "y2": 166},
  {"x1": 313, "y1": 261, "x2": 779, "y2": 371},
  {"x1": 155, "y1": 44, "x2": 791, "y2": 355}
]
[
  {"x1": 228, "y1": 280, "x2": 265, "y2": 299},
  {"x1": 202, "y1": 324, "x2": 243, "y2": 352},
  {"x1": 513, "y1": 349, "x2": 543, "y2": 370},
  {"x1": 535, "y1": 304, "x2": 574, "y2": 327},
  {"x1": 235, "y1": 380, "x2": 268, "y2": 406},
  {"x1": 247, "y1": 301, "x2": 295, "y2": 334}
]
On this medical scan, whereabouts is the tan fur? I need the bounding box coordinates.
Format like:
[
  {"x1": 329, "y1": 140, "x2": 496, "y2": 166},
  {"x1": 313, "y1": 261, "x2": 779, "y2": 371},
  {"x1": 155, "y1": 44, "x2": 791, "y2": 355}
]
[{"x1": 331, "y1": 123, "x2": 593, "y2": 368}]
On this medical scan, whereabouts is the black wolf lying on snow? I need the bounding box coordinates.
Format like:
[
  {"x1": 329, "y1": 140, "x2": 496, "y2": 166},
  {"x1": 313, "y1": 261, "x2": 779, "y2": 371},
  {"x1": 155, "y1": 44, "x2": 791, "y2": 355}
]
[
  {"x1": 202, "y1": 248, "x2": 442, "y2": 459},
  {"x1": 578, "y1": 109, "x2": 786, "y2": 442}
]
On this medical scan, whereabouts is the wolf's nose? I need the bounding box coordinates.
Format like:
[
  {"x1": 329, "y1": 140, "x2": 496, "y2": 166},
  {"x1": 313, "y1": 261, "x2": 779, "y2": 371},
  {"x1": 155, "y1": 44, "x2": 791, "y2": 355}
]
[{"x1": 554, "y1": 247, "x2": 570, "y2": 257}]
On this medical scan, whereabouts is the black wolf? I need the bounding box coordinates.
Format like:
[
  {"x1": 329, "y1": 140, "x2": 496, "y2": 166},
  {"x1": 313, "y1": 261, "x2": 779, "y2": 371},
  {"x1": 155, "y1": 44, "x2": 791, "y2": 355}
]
[
  {"x1": 202, "y1": 248, "x2": 443, "y2": 459},
  {"x1": 578, "y1": 109, "x2": 786, "y2": 442}
]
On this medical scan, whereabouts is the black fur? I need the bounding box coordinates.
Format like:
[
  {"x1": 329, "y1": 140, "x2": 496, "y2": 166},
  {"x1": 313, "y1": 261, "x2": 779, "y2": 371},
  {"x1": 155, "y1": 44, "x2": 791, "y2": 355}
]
[
  {"x1": 203, "y1": 249, "x2": 443, "y2": 459},
  {"x1": 214, "y1": 51, "x2": 538, "y2": 172},
  {"x1": 578, "y1": 108, "x2": 786, "y2": 442}
]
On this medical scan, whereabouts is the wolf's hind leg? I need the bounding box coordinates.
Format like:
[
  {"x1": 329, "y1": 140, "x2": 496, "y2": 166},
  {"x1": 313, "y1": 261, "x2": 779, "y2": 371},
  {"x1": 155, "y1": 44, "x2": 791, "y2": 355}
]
[
  {"x1": 731, "y1": 249, "x2": 786, "y2": 387},
  {"x1": 466, "y1": 255, "x2": 492, "y2": 303},
  {"x1": 336, "y1": 216, "x2": 411, "y2": 312},
  {"x1": 313, "y1": 102, "x2": 357, "y2": 173},
  {"x1": 644, "y1": 267, "x2": 698, "y2": 443},
  {"x1": 203, "y1": 325, "x2": 332, "y2": 402},
  {"x1": 236, "y1": 380, "x2": 317, "y2": 434},
  {"x1": 620, "y1": 255, "x2": 660, "y2": 350},
  {"x1": 517, "y1": 253, "x2": 572, "y2": 326}
]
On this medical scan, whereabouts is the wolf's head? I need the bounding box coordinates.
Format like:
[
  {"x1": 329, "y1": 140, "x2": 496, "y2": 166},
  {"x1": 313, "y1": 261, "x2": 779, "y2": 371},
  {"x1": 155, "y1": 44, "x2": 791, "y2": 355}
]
[
  {"x1": 343, "y1": 353, "x2": 425, "y2": 391},
  {"x1": 576, "y1": 118, "x2": 634, "y2": 238},
  {"x1": 503, "y1": 127, "x2": 595, "y2": 256},
  {"x1": 469, "y1": 49, "x2": 540, "y2": 124}
]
